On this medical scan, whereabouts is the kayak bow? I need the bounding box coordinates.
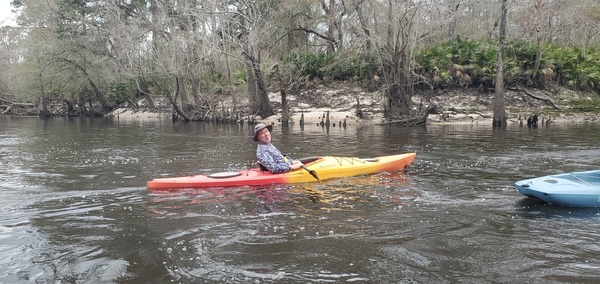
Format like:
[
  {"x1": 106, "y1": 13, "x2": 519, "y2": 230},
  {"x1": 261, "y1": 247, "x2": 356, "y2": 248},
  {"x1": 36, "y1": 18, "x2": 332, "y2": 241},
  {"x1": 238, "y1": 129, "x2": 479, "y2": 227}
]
[{"x1": 147, "y1": 153, "x2": 416, "y2": 190}]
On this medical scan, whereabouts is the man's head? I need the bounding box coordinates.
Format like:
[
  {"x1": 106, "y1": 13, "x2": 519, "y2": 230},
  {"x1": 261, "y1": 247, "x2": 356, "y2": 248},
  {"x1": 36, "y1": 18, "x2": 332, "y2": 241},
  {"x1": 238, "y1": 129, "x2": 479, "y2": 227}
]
[{"x1": 253, "y1": 123, "x2": 273, "y2": 143}]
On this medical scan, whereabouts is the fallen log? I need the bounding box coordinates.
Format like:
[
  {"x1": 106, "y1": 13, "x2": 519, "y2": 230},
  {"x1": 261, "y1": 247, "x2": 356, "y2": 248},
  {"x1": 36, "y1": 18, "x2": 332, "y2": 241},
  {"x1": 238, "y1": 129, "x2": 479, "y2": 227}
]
[
  {"x1": 2, "y1": 105, "x2": 13, "y2": 114},
  {"x1": 11, "y1": 102, "x2": 35, "y2": 107},
  {"x1": 509, "y1": 87, "x2": 559, "y2": 110}
]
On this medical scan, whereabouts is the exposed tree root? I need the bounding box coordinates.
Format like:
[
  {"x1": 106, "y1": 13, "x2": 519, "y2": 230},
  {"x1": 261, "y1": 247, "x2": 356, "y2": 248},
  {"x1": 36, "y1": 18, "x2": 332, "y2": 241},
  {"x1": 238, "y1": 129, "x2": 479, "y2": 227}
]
[
  {"x1": 509, "y1": 86, "x2": 559, "y2": 110},
  {"x1": 377, "y1": 105, "x2": 434, "y2": 126}
]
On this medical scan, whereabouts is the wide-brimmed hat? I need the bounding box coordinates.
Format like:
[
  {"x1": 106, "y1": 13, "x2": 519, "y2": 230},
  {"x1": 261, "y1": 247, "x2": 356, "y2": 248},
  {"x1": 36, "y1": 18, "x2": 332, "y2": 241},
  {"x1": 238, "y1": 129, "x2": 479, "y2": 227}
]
[{"x1": 253, "y1": 123, "x2": 273, "y2": 142}]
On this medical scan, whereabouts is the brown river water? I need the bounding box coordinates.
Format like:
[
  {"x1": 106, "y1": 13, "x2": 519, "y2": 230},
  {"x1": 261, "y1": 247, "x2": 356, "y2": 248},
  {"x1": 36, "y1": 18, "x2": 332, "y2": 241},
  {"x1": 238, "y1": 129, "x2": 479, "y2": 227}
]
[{"x1": 1, "y1": 116, "x2": 599, "y2": 283}]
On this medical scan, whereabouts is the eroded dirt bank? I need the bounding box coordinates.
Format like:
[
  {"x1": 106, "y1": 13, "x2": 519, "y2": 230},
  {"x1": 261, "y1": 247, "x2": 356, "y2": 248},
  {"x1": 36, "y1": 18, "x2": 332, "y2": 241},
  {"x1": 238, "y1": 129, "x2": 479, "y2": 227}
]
[{"x1": 108, "y1": 83, "x2": 599, "y2": 125}]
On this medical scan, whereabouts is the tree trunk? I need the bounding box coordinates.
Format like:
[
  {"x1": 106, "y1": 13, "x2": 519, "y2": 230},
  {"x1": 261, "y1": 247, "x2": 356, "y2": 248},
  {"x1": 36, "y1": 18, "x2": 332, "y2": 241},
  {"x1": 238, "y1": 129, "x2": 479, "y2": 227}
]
[
  {"x1": 493, "y1": 0, "x2": 508, "y2": 127},
  {"x1": 64, "y1": 99, "x2": 75, "y2": 114},
  {"x1": 78, "y1": 92, "x2": 85, "y2": 116},
  {"x1": 173, "y1": 76, "x2": 190, "y2": 121},
  {"x1": 534, "y1": 38, "x2": 543, "y2": 83},
  {"x1": 139, "y1": 80, "x2": 155, "y2": 109},
  {"x1": 322, "y1": 0, "x2": 337, "y2": 54},
  {"x1": 448, "y1": 2, "x2": 460, "y2": 39},
  {"x1": 86, "y1": 77, "x2": 111, "y2": 114},
  {"x1": 254, "y1": 63, "x2": 273, "y2": 118},
  {"x1": 242, "y1": 45, "x2": 273, "y2": 118},
  {"x1": 381, "y1": 2, "x2": 415, "y2": 120},
  {"x1": 158, "y1": 76, "x2": 190, "y2": 122},
  {"x1": 39, "y1": 95, "x2": 51, "y2": 117},
  {"x1": 354, "y1": 1, "x2": 372, "y2": 51},
  {"x1": 244, "y1": 52, "x2": 258, "y2": 114},
  {"x1": 63, "y1": 57, "x2": 112, "y2": 114},
  {"x1": 385, "y1": 82, "x2": 412, "y2": 118},
  {"x1": 281, "y1": 89, "x2": 289, "y2": 125},
  {"x1": 179, "y1": 76, "x2": 192, "y2": 112},
  {"x1": 386, "y1": 0, "x2": 393, "y2": 48}
]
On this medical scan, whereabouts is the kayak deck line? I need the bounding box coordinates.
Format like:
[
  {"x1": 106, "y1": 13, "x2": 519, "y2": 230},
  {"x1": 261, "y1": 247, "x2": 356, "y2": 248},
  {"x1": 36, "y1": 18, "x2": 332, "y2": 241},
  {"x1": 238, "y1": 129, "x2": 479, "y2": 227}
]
[
  {"x1": 568, "y1": 171, "x2": 600, "y2": 189},
  {"x1": 331, "y1": 156, "x2": 379, "y2": 166},
  {"x1": 147, "y1": 153, "x2": 416, "y2": 190}
]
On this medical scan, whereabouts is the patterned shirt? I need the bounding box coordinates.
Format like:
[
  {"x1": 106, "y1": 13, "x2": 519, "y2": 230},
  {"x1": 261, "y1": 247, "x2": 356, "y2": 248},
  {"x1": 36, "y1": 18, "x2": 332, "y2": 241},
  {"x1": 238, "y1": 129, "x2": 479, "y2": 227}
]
[{"x1": 256, "y1": 142, "x2": 292, "y2": 173}]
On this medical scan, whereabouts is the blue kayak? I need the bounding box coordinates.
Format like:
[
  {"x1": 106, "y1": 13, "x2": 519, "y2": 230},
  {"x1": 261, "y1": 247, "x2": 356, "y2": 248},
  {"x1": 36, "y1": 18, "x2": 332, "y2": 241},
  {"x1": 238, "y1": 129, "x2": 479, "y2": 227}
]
[{"x1": 514, "y1": 170, "x2": 600, "y2": 207}]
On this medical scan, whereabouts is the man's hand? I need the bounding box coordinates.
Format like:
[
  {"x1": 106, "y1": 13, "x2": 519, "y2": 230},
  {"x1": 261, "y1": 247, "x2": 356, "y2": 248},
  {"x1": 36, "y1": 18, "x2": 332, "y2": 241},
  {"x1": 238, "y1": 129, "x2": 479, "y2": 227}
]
[{"x1": 289, "y1": 160, "x2": 303, "y2": 170}]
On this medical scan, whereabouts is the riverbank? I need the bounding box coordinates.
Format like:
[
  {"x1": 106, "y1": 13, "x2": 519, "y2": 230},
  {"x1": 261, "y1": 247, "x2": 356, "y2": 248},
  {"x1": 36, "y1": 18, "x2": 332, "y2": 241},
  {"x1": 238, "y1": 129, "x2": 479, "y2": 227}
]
[{"x1": 108, "y1": 84, "x2": 599, "y2": 126}]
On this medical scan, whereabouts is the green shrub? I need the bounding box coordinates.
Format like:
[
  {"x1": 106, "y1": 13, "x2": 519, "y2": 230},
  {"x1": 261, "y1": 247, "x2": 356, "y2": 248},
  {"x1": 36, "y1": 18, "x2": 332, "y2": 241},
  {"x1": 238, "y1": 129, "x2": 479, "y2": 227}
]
[
  {"x1": 414, "y1": 38, "x2": 599, "y2": 93},
  {"x1": 233, "y1": 69, "x2": 246, "y2": 85},
  {"x1": 282, "y1": 51, "x2": 379, "y2": 83},
  {"x1": 415, "y1": 37, "x2": 498, "y2": 88},
  {"x1": 545, "y1": 44, "x2": 600, "y2": 93},
  {"x1": 106, "y1": 82, "x2": 131, "y2": 106}
]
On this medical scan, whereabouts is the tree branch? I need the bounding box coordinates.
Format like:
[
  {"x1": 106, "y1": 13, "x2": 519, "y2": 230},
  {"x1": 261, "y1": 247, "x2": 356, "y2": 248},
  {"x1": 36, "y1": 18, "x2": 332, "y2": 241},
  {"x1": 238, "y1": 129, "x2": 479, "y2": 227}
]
[
  {"x1": 293, "y1": 27, "x2": 335, "y2": 43},
  {"x1": 509, "y1": 86, "x2": 559, "y2": 110}
]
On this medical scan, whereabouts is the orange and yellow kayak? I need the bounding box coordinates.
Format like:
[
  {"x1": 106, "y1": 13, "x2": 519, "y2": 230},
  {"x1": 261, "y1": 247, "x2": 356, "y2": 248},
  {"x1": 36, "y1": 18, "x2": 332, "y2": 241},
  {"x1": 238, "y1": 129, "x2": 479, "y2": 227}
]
[{"x1": 147, "y1": 153, "x2": 416, "y2": 190}]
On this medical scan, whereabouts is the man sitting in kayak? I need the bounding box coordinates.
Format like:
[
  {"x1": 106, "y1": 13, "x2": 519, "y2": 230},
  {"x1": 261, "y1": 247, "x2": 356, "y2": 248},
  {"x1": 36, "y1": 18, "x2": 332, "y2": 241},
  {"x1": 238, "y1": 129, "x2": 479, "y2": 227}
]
[{"x1": 253, "y1": 123, "x2": 303, "y2": 173}]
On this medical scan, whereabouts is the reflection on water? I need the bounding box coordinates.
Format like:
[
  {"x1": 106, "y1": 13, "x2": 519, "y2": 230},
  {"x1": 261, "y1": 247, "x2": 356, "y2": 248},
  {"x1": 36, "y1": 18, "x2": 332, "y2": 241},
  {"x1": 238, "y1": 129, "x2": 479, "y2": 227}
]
[
  {"x1": 1, "y1": 116, "x2": 600, "y2": 282},
  {"x1": 515, "y1": 197, "x2": 600, "y2": 219}
]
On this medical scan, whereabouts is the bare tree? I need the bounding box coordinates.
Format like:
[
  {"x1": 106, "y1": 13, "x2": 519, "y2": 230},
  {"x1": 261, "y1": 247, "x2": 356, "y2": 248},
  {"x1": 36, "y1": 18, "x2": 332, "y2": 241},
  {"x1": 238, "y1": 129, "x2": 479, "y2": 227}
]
[
  {"x1": 233, "y1": 1, "x2": 274, "y2": 118},
  {"x1": 378, "y1": 1, "x2": 420, "y2": 119}
]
